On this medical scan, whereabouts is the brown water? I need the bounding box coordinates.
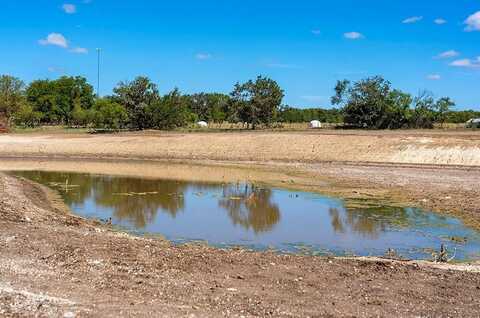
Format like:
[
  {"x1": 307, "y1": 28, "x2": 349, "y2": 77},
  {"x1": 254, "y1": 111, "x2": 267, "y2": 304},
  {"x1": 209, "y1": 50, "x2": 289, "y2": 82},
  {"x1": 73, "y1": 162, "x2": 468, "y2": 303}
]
[{"x1": 14, "y1": 170, "x2": 480, "y2": 260}]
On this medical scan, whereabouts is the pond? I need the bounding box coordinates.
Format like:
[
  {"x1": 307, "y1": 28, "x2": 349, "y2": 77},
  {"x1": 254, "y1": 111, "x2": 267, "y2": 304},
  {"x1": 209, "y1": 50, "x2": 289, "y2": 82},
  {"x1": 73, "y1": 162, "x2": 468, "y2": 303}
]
[{"x1": 13, "y1": 170, "x2": 480, "y2": 261}]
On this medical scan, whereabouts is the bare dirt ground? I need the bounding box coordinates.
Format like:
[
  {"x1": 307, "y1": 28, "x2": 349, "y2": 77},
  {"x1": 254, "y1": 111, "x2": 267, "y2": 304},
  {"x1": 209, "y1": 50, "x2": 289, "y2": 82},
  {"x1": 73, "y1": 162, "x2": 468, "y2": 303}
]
[
  {"x1": 1, "y1": 130, "x2": 480, "y2": 317},
  {"x1": 1, "y1": 129, "x2": 480, "y2": 165},
  {"x1": 1, "y1": 174, "x2": 480, "y2": 317}
]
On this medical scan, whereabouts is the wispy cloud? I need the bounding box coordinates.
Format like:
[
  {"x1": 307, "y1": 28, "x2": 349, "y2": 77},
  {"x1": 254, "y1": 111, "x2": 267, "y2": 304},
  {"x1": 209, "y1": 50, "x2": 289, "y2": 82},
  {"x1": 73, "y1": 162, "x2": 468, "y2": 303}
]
[
  {"x1": 434, "y1": 18, "x2": 447, "y2": 25},
  {"x1": 464, "y1": 11, "x2": 480, "y2": 31},
  {"x1": 47, "y1": 66, "x2": 66, "y2": 74},
  {"x1": 427, "y1": 74, "x2": 441, "y2": 80},
  {"x1": 62, "y1": 4, "x2": 76, "y2": 14},
  {"x1": 402, "y1": 16, "x2": 423, "y2": 24},
  {"x1": 39, "y1": 33, "x2": 68, "y2": 48},
  {"x1": 195, "y1": 53, "x2": 212, "y2": 60},
  {"x1": 311, "y1": 29, "x2": 321, "y2": 35},
  {"x1": 70, "y1": 47, "x2": 88, "y2": 54},
  {"x1": 435, "y1": 50, "x2": 460, "y2": 59},
  {"x1": 344, "y1": 32, "x2": 363, "y2": 40},
  {"x1": 266, "y1": 63, "x2": 300, "y2": 69},
  {"x1": 449, "y1": 57, "x2": 480, "y2": 68}
]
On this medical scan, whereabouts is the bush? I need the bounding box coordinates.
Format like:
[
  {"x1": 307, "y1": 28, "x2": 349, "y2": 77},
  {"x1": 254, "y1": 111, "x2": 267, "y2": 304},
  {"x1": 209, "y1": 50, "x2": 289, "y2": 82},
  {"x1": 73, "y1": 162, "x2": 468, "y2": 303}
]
[
  {"x1": 89, "y1": 99, "x2": 128, "y2": 131},
  {"x1": 147, "y1": 88, "x2": 193, "y2": 129},
  {"x1": 14, "y1": 103, "x2": 43, "y2": 128}
]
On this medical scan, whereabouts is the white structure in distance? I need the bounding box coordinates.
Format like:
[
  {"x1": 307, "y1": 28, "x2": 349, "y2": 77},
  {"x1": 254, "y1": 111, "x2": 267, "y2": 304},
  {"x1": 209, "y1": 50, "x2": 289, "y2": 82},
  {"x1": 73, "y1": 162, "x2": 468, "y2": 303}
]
[{"x1": 309, "y1": 120, "x2": 322, "y2": 129}]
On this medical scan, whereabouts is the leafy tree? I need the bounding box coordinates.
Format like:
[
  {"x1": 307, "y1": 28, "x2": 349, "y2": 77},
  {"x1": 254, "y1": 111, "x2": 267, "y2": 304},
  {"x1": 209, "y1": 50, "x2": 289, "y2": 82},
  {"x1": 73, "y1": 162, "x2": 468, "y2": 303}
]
[
  {"x1": 410, "y1": 91, "x2": 437, "y2": 129},
  {"x1": 444, "y1": 110, "x2": 480, "y2": 123},
  {"x1": 230, "y1": 76, "x2": 284, "y2": 129},
  {"x1": 89, "y1": 98, "x2": 128, "y2": 131},
  {"x1": 147, "y1": 88, "x2": 192, "y2": 129},
  {"x1": 278, "y1": 106, "x2": 343, "y2": 123},
  {"x1": 0, "y1": 75, "x2": 26, "y2": 119},
  {"x1": 53, "y1": 76, "x2": 94, "y2": 124},
  {"x1": 13, "y1": 104, "x2": 43, "y2": 128},
  {"x1": 26, "y1": 76, "x2": 94, "y2": 125},
  {"x1": 113, "y1": 76, "x2": 160, "y2": 129},
  {"x1": 26, "y1": 79, "x2": 58, "y2": 123},
  {"x1": 186, "y1": 93, "x2": 231, "y2": 123},
  {"x1": 435, "y1": 97, "x2": 455, "y2": 127},
  {"x1": 332, "y1": 76, "x2": 409, "y2": 129}
]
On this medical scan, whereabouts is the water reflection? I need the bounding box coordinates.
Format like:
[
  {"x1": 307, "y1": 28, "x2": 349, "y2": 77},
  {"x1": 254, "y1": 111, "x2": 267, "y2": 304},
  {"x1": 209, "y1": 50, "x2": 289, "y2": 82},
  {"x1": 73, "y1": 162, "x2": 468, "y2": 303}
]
[
  {"x1": 219, "y1": 184, "x2": 280, "y2": 233},
  {"x1": 329, "y1": 207, "x2": 409, "y2": 239},
  {"x1": 12, "y1": 170, "x2": 480, "y2": 260}
]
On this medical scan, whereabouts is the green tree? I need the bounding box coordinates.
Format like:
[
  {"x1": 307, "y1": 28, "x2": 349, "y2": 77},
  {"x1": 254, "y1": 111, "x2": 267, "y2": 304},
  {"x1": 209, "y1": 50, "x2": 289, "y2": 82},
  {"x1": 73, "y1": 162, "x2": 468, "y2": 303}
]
[
  {"x1": 332, "y1": 76, "x2": 409, "y2": 129},
  {"x1": 0, "y1": 75, "x2": 26, "y2": 119},
  {"x1": 26, "y1": 76, "x2": 94, "y2": 125},
  {"x1": 435, "y1": 97, "x2": 455, "y2": 127},
  {"x1": 148, "y1": 88, "x2": 192, "y2": 129},
  {"x1": 113, "y1": 76, "x2": 160, "y2": 129},
  {"x1": 230, "y1": 76, "x2": 284, "y2": 129},
  {"x1": 89, "y1": 98, "x2": 128, "y2": 131},
  {"x1": 186, "y1": 93, "x2": 231, "y2": 123},
  {"x1": 13, "y1": 104, "x2": 43, "y2": 128},
  {"x1": 410, "y1": 91, "x2": 437, "y2": 129}
]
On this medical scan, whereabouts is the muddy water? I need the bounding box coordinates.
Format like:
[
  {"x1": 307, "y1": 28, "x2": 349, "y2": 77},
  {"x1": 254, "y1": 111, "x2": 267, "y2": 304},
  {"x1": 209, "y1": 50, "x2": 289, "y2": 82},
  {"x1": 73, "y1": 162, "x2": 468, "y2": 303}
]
[{"x1": 14, "y1": 170, "x2": 480, "y2": 261}]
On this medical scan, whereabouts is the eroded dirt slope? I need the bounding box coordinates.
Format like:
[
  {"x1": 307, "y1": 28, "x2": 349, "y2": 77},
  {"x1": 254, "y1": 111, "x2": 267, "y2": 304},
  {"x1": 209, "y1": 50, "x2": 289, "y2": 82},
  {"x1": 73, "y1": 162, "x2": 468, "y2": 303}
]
[{"x1": 1, "y1": 130, "x2": 479, "y2": 166}]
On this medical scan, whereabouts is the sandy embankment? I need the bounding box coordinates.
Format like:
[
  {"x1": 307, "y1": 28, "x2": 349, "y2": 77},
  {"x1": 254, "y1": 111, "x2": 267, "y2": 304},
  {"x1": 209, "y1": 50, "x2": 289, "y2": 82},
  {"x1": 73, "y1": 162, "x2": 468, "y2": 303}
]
[
  {"x1": 0, "y1": 130, "x2": 479, "y2": 165},
  {"x1": 1, "y1": 173, "x2": 480, "y2": 317}
]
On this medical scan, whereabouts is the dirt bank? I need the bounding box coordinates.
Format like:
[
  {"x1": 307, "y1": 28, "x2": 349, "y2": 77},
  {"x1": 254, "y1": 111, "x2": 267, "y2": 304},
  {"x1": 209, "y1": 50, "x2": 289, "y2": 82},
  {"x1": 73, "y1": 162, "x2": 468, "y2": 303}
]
[
  {"x1": 1, "y1": 130, "x2": 480, "y2": 166},
  {"x1": 1, "y1": 173, "x2": 480, "y2": 317},
  {"x1": 1, "y1": 155, "x2": 480, "y2": 231}
]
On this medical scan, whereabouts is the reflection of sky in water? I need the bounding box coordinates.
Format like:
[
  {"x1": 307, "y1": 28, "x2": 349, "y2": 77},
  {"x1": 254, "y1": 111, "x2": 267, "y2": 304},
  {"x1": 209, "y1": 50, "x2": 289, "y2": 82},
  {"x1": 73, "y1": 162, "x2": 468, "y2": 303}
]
[{"x1": 14, "y1": 171, "x2": 480, "y2": 261}]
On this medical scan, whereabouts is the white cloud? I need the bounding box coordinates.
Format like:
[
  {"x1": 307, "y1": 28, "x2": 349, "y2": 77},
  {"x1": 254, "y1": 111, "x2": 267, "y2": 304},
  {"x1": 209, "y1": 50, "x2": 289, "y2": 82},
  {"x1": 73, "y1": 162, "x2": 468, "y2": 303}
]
[
  {"x1": 344, "y1": 32, "x2": 363, "y2": 40},
  {"x1": 434, "y1": 18, "x2": 447, "y2": 25},
  {"x1": 435, "y1": 50, "x2": 460, "y2": 59},
  {"x1": 464, "y1": 11, "x2": 480, "y2": 31},
  {"x1": 402, "y1": 16, "x2": 423, "y2": 24},
  {"x1": 70, "y1": 47, "x2": 88, "y2": 54},
  {"x1": 39, "y1": 33, "x2": 68, "y2": 48},
  {"x1": 62, "y1": 4, "x2": 76, "y2": 14},
  {"x1": 449, "y1": 58, "x2": 480, "y2": 68},
  {"x1": 195, "y1": 53, "x2": 212, "y2": 60},
  {"x1": 311, "y1": 29, "x2": 321, "y2": 35},
  {"x1": 427, "y1": 74, "x2": 441, "y2": 80}
]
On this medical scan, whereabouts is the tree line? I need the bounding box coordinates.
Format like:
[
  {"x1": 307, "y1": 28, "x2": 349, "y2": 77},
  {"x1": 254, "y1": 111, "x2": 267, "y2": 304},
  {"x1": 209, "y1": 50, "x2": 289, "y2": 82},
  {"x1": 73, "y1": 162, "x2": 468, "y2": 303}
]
[{"x1": 0, "y1": 74, "x2": 478, "y2": 131}]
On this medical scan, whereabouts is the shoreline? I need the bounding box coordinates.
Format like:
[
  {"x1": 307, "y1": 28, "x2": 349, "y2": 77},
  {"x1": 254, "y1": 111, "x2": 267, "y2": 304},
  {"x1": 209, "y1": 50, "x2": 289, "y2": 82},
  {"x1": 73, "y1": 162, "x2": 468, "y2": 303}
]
[
  {"x1": 1, "y1": 173, "x2": 480, "y2": 317},
  {"x1": 1, "y1": 154, "x2": 480, "y2": 231}
]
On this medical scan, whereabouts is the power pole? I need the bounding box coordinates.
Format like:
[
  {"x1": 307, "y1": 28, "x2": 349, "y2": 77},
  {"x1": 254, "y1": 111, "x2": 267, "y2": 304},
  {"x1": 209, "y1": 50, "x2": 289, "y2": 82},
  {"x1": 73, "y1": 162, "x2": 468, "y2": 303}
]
[{"x1": 96, "y1": 48, "x2": 102, "y2": 98}]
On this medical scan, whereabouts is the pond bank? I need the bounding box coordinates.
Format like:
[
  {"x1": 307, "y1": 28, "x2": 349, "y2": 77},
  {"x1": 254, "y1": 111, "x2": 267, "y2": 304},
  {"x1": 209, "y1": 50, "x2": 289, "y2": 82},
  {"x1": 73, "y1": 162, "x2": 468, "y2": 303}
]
[
  {"x1": 1, "y1": 156, "x2": 480, "y2": 231},
  {"x1": 1, "y1": 173, "x2": 480, "y2": 317}
]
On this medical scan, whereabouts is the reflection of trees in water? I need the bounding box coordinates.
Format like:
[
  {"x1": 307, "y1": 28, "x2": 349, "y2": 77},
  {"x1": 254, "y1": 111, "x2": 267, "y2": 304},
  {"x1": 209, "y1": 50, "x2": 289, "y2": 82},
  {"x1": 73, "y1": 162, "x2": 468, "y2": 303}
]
[
  {"x1": 16, "y1": 171, "x2": 282, "y2": 233},
  {"x1": 16, "y1": 171, "x2": 187, "y2": 228},
  {"x1": 15, "y1": 171, "x2": 94, "y2": 206},
  {"x1": 219, "y1": 184, "x2": 280, "y2": 234},
  {"x1": 91, "y1": 177, "x2": 188, "y2": 228},
  {"x1": 329, "y1": 206, "x2": 410, "y2": 238}
]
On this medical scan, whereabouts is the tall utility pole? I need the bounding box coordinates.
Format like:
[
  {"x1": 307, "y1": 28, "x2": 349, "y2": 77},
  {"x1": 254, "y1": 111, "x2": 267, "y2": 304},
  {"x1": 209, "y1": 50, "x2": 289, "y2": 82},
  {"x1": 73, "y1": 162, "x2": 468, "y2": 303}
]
[{"x1": 96, "y1": 48, "x2": 102, "y2": 98}]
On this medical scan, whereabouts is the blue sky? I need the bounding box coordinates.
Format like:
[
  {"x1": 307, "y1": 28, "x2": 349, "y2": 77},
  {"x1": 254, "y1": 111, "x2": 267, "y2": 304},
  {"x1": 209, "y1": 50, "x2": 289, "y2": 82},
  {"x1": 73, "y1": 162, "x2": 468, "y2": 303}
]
[{"x1": 1, "y1": 1, "x2": 479, "y2": 109}]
